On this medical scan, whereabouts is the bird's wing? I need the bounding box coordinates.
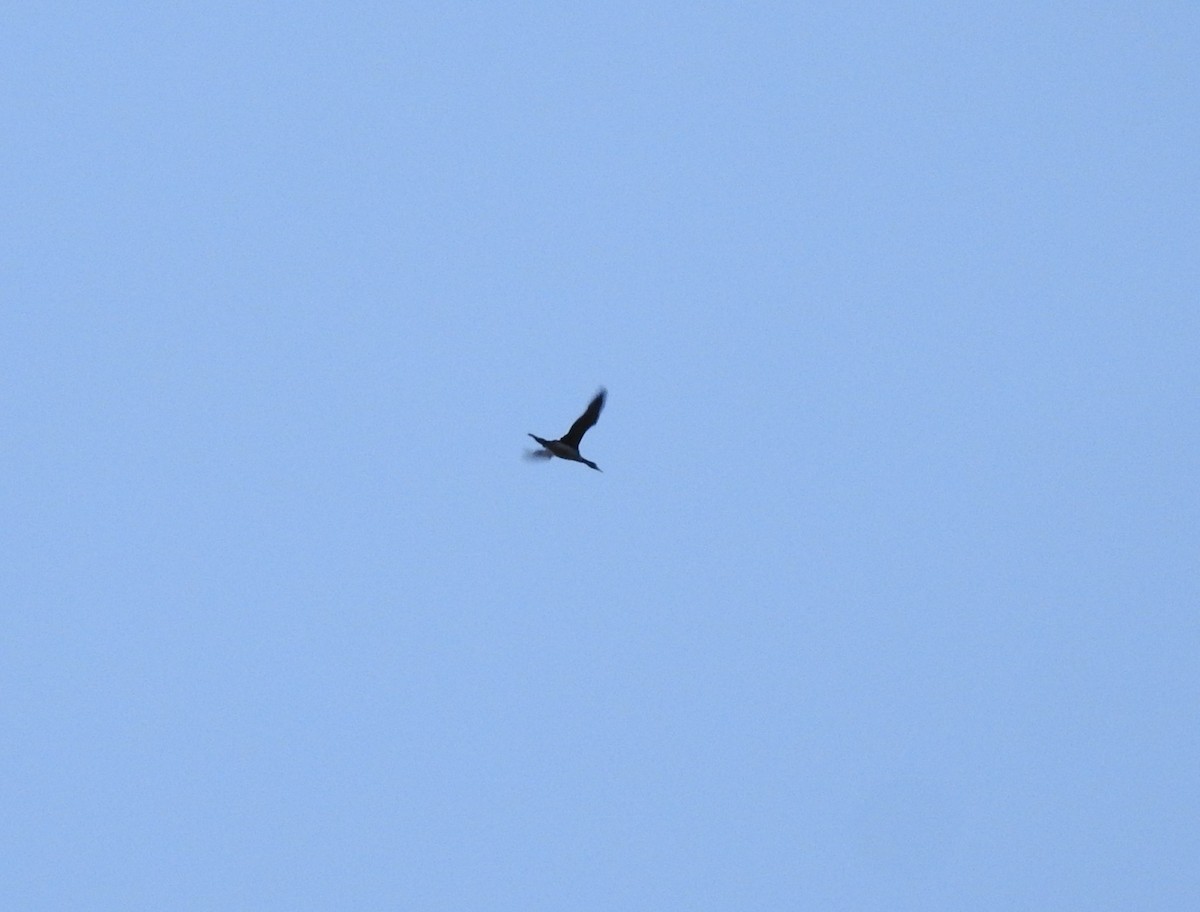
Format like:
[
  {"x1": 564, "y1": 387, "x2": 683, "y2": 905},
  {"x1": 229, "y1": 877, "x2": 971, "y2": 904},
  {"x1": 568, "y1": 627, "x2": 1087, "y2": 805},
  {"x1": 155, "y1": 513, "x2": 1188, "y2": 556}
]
[{"x1": 561, "y1": 388, "x2": 606, "y2": 447}]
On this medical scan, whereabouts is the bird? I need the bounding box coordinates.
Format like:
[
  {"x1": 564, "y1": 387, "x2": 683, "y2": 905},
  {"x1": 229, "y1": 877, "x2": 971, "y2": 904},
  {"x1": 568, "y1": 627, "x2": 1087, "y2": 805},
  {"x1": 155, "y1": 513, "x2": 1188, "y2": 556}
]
[{"x1": 527, "y1": 388, "x2": 607, "y2": 471}]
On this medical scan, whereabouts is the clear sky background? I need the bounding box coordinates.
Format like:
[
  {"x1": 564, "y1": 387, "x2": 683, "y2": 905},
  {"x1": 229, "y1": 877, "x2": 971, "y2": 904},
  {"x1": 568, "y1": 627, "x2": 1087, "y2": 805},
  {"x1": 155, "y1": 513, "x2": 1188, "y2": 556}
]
[{"x1": 4, "y1": 3, "x2": 1197, "y2": 909}]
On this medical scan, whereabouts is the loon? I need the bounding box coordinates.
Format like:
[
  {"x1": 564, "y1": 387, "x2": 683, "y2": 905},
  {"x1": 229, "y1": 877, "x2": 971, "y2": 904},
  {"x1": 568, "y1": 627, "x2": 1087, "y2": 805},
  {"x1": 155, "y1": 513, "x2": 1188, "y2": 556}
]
[{"x1": 528, "y1": 388, "x2": 606, "y2": 471}]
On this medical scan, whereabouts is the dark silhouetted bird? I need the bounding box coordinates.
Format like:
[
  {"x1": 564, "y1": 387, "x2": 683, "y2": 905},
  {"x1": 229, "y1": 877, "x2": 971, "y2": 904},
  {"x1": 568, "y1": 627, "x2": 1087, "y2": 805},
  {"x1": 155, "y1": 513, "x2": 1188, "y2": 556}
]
[{"x1": 527, "y1": 388, "x2": 606, "y2": 471}]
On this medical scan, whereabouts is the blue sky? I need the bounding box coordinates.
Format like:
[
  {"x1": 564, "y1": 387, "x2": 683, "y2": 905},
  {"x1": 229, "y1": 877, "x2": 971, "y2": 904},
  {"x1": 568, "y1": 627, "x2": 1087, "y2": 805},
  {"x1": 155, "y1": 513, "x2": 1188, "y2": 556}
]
[{"x1": 4, "y1": 3, "x2": 1197, "y2": 909}]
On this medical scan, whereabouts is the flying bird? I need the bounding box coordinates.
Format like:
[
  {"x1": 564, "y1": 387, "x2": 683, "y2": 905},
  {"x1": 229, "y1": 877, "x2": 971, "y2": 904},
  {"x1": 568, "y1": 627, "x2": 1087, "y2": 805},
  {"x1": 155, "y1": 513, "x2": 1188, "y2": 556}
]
[{"x1": 527, "y1": 388, "x2": 607, "y2": 471}]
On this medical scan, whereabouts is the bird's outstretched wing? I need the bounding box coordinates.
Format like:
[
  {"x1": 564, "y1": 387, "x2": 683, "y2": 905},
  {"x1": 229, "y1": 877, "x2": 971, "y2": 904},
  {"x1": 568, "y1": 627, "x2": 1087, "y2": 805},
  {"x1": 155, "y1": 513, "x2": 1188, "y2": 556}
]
[{"x1": 561, "y1": 388, "x2": 606, "y2": 448}]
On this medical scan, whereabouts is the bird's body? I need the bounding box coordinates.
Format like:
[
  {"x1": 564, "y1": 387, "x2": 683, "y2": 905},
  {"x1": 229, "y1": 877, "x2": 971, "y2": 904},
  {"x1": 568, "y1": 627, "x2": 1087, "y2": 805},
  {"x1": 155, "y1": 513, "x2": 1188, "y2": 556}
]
[{"x1": 528, "y1": 388, "x2": 606, "y2": 471}]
